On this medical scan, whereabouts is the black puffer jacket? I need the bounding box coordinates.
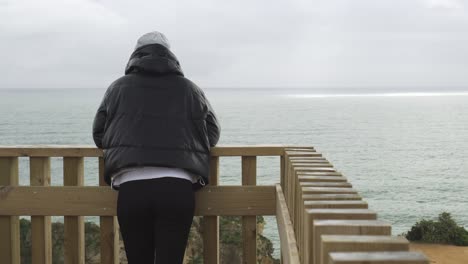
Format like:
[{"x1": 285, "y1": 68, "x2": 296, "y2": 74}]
[{"x1": 92, "y1": 44, "x2": 220, "y2": 190}]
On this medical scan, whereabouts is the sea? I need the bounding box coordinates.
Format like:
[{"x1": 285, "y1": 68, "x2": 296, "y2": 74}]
[{"x1": 1, "y1": 87, "x2": 467, "y2": 259}]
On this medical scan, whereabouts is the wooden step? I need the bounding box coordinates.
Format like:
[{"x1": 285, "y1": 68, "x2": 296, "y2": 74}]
[
  {"x1": 302, "y1": 209, "x2": 378, "y2": 264},
  {"x1": 328, "y1": 251, "x2": 429, "y2": 264},
  {"x1": 321, "y1": 235, "x2": 409, "y2": 264},
  {"x1": 312, "y1": 220, "x2": 391, "y2": 264}
]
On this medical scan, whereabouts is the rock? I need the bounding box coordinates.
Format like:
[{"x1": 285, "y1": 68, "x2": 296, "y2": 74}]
[{"x1": 19, "y1": 216, "x2": 280, "y2": 264}]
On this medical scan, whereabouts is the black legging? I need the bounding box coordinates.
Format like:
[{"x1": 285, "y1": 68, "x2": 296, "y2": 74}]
[{"x1": 117, "y1": 177, "x2": 195, "y2": 264}]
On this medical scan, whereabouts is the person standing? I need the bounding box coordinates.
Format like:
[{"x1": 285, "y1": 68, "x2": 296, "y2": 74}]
[{"x1": 92, "y1": 31, "x2": 220, "y2": 263}]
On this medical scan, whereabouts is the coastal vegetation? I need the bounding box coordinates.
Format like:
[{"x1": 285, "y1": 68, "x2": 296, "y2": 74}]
[
  {"x1": 19, "y1": 216, "x2": 279, "y2": 264},
  {"x1": 404, "y1": 212, "x2": 468, "y2": 246}
]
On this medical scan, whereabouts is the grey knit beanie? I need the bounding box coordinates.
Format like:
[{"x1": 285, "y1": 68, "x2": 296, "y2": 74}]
[{"x1": 135, "y1": 31, "x2": 171, "y2": 50}]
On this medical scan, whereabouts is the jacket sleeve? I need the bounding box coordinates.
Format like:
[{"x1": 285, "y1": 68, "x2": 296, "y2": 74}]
[
  {"x1": 205, "y1": 99, "x2": 221, "y2": 147},
  {"x1": 92, "y1": 94, "x2": 108, "y2": 149}
]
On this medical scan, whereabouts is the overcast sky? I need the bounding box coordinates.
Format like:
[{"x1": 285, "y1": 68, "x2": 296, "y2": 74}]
[{"x1": 1, "y1": 0, "x2": 467, "y2": 89}]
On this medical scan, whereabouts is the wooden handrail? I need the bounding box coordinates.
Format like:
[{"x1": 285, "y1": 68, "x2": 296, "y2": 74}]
[
  {"x1": 0, "y1": 145, "x2": 313, "y2": 157},
  {"x1": 0, "y1": 186, "x2": 276, "y2": 216},
  {"x1": 276, "y1": 184, "x2": 300, "y2": 264}
]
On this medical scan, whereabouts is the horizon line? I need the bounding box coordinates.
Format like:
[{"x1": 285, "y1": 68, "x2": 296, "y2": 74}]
[
  {"x1": 286, "y1": 92, "x2": 468, "y2": 98},
  {"x1": 1, "y1": 86, "x2": 468, "y2": 90}
]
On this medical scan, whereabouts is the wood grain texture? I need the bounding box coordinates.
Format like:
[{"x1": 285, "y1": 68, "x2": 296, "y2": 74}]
[
  {"x1": 99, "y1": 217, "x2": 119, "y2": 264},
  {"x1": 321, "y1": 235, "x2": 409, "y2": 264},
  {"x1": 30, "y1": 157, "x2": 52, "y2": 264},
  {"x1": 0, "y1": 157, "x2": 20, "y2": 264},
  {"x1": 302, "y1": 194, "x2": 362, "y2": 201},
  {"x1": 288, "y1": 157, "x2": 327, "y2": 161},
  {"x1": 298, "y1": 176, "x2": 348, "y2": 182},
  {"x1": 328, "y1": 251, "x2": 429, "y2": 264},
  {"x1": 0, "y1": 185, "x2": 276, "y2": 216},
  {"x1": 297, "y1": 201, "x2": 370, "y2": 259},
  {"x1": 0, "y1": 145, "x2": 317, "y2": 157},
  {"x1": 303, "y1": 209, "x2": 378, "y2": 264},
  {"x1": 298, "y1": 172, "x2": 343, "y2": 176},
  {"x1": 290, "y1": 162, "x2": 333, "y2": 168},
  {"x1": 312, "y1": 220, "x2": 391, "y2": 264},
  {"x1": 242, "y1": 156, "x2": 257, "y2": 264},
  {"x1": 63, "y1": 157, "x2": 85, "y2": 264},
  {"x1": 293, "y1": 182, "x2": 353, "y2": 225},
  {"x1": 98, "y1": 157, "x2": 119, "y2": 264},
  {"x1": 275, "y1": 184, "x2": 300, "y2": 264},
  {"x1": 292, "y1": 186, "x2": 358, "y2": 233},
  {"x1": 285, "y1": 151, "x2": 322, "y2": 157},
  {"x1": 204, "y1": 156, "x2": 220, "y2": 264},
  {"x1": 285, "y1": 153, "x2": 322, "y2": 213},
  {"x1": 0, "y1": 145, "x2": 102, "y2": 157}
]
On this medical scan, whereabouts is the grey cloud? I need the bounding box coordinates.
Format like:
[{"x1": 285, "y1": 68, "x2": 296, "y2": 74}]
[{"x1": 0, "y1": 0, "x2": 467, "y2": 89}]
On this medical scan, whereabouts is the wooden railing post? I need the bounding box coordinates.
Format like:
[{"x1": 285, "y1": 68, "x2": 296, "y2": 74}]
[
  {"x1": 280, "y1": 154, "x2": 285, "y2": 194},
  {"x1": 204, "y1": 156, "x2": 220, "y2": 264},
  {"x1": 29, "y1": 157, "x2": 52, "y2": 264},
  {"x1": 242, "y1": 156, "x2": 257, "y2": 264},
  {"x1": 99, "y1": 157, "x2": 119, "y2": 264},
  {"x1": 63, "y1": 157, "x2": 85, "y2": 264},
  {"x1": 280, "y1": 153, "x2": 285, "y2": 264},
  {"x1": 0, "y1": 157, "x2": 20, "y2": 264},
  {"x1": 30, "y1": 157, "x2": 52, "y2": 264}
]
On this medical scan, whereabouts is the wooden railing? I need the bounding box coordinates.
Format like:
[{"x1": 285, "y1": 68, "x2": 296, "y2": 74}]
[
  {"x1": 0, "y1": 145, "x2": 430, "y2": 264},
  {"x1": 282, "y1": 149, "x2": 430, "y2": 264}
]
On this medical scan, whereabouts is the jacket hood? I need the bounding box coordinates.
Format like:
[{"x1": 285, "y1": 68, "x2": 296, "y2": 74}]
[{"x1": 125, "y1": 44, "x2": 184, "y2": 76}]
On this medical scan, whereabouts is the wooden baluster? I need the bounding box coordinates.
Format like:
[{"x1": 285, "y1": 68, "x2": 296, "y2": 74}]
[
  {"x1": 329, "y1": 252, "x2": 429, "y2": 264},
  {"x1": 280, "y1": 153, "x2": 285, "y2": 194},
  {"x1": 280, "y1": 153, "x2": 285, "y2": 264},
  {"x1": 313, "y1": 219, "x2": 391, "y2": 264},
  {"x1": 99, "y1": 157, "x2": 119, "y2": 264},
  {"x1": 0, "y1": 157, "x2": 20, "y2": 264},
  {"x1": 204, "y1": 156, "x2": 220, "y2": 264},
  {"x1": 242, "y1": 156, "x2": 257, "y2": 264},
  {"x1": 321, "y1": 235, "x2": 409, "y2": 264},
  {"x1": 30, "y1": 157, "x2": 52, "y2": 264},
  {"x1": 63, "y1": 157, "x2": 85, "y2": 264}
]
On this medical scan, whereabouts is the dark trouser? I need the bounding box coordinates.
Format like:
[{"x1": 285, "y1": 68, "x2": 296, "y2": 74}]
[{"x1": 117, "y1": 177, "x2": 195, "y2": 264}]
